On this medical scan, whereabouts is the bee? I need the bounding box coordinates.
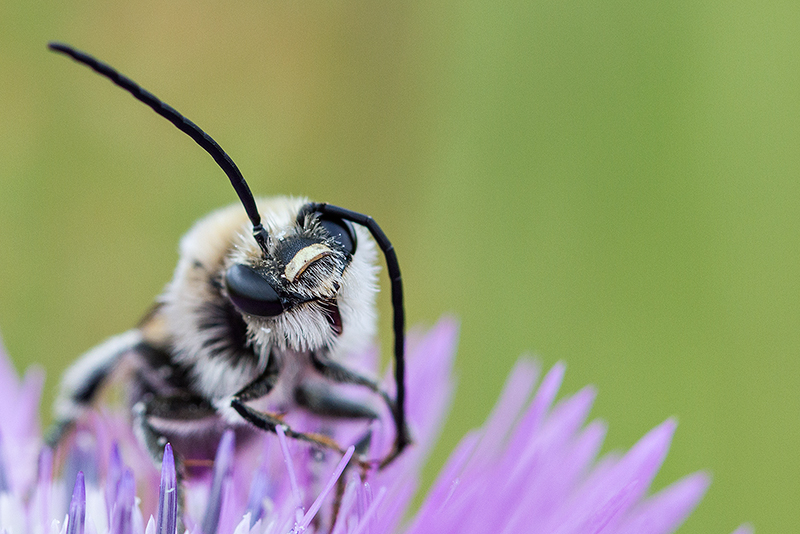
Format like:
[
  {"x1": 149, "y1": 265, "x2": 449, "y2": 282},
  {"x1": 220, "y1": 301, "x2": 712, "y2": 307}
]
[{"x1": 45, "y1": 43, "x2": 410, "y2": 470}]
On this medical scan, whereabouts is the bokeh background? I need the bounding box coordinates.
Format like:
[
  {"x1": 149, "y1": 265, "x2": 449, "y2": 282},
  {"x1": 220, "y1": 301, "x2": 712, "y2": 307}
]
[{"x1": 1, "y1": 1, "x2": 798, "y2": 531}]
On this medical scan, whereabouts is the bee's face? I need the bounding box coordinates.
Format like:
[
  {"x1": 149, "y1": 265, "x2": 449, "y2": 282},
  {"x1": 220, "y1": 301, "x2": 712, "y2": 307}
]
[
  {"x1": 163, "y1": 196, "x2": 379, "y2": 381},
  {"x1": 224, "y1": 201, "x2": 356, "y2": 322}
]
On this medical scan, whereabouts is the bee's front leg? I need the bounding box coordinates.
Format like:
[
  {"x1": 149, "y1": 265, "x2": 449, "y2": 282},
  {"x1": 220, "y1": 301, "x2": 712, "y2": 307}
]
[
  {"x1": 230, "y1": 355, "x2": 357, "y2": 460},
  {"x1": 309, "y1": 352, "x2": 412, "y2": 467},
  {"x1": 230, "y1": 399, "x2": 344, "y2": 450}
]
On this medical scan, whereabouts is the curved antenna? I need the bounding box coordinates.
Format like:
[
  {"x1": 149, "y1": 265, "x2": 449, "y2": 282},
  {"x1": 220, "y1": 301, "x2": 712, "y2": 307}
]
[
  {"x1": 48, "y1": 42, "x2": 269, "y2": 254},
  {"x1": 301, "y1": 202, "x2": 410, "y2": 466}
]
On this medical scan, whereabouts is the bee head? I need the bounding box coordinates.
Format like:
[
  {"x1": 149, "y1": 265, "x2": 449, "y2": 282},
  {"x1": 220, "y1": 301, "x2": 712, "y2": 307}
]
[
  {"x1": 223, "y1": 203, "x2": 368, "y2": 345},
  {"x1": 171, "y1": 198, "x2": 378, "y2": 359}
]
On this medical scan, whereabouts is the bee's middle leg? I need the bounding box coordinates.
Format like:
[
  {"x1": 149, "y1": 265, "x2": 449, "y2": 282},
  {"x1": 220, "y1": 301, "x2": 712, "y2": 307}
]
[{"x1": 133, "y1": 394, "x2": 217, "y2": 464}]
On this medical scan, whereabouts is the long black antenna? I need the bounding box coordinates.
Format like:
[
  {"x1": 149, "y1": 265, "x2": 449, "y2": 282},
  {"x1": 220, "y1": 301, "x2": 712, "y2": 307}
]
[{"x1": 48, "y1": 42, "x2": 269, "y2": 254}]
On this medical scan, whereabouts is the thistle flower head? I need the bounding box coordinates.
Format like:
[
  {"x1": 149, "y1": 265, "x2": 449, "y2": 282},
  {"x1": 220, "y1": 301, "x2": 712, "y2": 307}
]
[{"x1": 0, "y1": 325, "x2": 751, "y2": 534}]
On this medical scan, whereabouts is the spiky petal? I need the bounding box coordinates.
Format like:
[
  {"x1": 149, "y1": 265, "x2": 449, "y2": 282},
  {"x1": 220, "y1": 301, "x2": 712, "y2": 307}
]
[
  {"x1": 0, "y1": 320, "x2": 753, "y2": 534},
  {"x1": 156, "y1": 444, "x2": 178, "y2": 534},
  {"x1": 201, "y1": 430, "x2": 236, "y2": 534},
  {"x1": 110, "y1": 469, "x2": 136, "y2": 534},
  {"x1": 66, "y1": 471, "x2": 86, "y2": 534}
]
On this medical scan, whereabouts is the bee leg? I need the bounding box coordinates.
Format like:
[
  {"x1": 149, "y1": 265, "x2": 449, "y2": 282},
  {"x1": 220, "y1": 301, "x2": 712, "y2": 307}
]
[
  {"x1": 230, "y1": 398, "x2": 346, "y2": 455},
  {"x1": 309, "y1": 352, "x2": 412, "y2": 467},
  {"x1": 232, "y1": 358, "x2": 364, "y2": 464},
  {"x1": 294, "y1": 382, "x2": 380, "y2": 420},
  {"x1": 294, "y1": 380, "x2": 378, "y2": 455},
  {"x1": 133, "y1": 394, "x2": 215, "y2": 462},
  {"x1": 229, "y1": 356, "x2": 342, "y2": 453}
]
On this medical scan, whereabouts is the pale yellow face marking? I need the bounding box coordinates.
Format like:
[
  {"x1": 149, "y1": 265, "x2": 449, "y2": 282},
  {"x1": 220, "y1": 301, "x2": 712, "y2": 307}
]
[{"x1": 284, "y1": 243, "x2": 333, "y2": 282}]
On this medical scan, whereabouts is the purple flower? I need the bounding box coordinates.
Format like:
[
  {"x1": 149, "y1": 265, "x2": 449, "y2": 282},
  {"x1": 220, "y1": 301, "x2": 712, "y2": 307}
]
[{"x1": 0, "y1": 324, "x2": 752, "y2": 534}]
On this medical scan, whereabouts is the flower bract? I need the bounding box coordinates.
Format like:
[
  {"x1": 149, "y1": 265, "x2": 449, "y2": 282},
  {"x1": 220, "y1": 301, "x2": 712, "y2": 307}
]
[{"x1": 0, "y1": 323, "x2": 751, "y2": 534}]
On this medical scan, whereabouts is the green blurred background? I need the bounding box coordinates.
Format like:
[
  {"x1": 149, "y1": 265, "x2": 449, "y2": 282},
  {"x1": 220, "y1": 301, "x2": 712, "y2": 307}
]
[{"x1": 1, "y1": 1, "x2": 798, "y2": 531}]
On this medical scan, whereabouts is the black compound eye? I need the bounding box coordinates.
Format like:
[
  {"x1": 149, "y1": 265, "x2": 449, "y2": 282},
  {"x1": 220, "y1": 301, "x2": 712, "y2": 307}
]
[
  {"x1": 320, "y1": 216, "x2": 357, "y2": 254},
  {"x1": 224, "y1": 264, "x2": 285, "y2": 317}
]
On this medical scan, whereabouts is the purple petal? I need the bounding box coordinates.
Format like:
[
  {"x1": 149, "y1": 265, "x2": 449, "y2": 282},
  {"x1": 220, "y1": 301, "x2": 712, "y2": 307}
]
[
  {"x1": 276, "y1": 425, "x2": 303, "y2": 512},
  {"x1": 297, "y1": 446, "x2": 355, "y2": 531},
  {"x1": 609, "y1": 419, "x2": 678, "y2": 502},
  {"x1": 17, "y1": 367, "x2": 45, "y2": 439},
  {"x1": 215, "y1": 478, "x2": 238, "y2": 534},
  {"x1": 549, "y1": 419, "x2": 608, "y2": 507},
  {"x1": 110, "y1": 469, "x2": 136, "y2": 534},
  {"x1": 502, "y1": 413, "x2": 606, "y2": 533},
  {"x1": 406, "y1": 432, "x2": 479, "y2": 530},
  {"x1": 472, "y1": 358, "x2": 539, "y2": 462},
  {"x1": 501, "y1": 360, "x2": 566, "y2": 463},
  {"x1": 156, "y1": 444, "x2": 177, "y2": 534},
  {"x1": 616, "y1": 471, "x2": 711, "y2": 534},
  {"x1": 357, "y1": 477, "x2": 372, "y2": 521},
  {"x1": 730, "y1": 525, "x2": 755, "y2": 534},
  {"x1": 329, "y1": 474, "x2": 361, "y2": 534},
  {"x1": 201, "y1": 430, "x2": 235, "y2": 534},
  {"x1": 244, "y1": 464, "x2": 269, "y2": 526},
  {"x1": 350, "y1": 486, "x2": 387, "y2": 534},
  {"x1": 67, "y1": 471, "x2": 86, "y2": 534},
  {"x1": 64, "y1": 430, "x2": 99, "y2": 493},
  {"x1": 585, "y1": 480, "x2": 640, "y2": 534},
  {"x1": 0, "y1": 429, "x2": 11, "y2": 493},
  {"x1": 132, "y1": 503, "x2": 146, "y2": 534},
  {"x1": 232, "y1": 515, "x2": 252, "y2": 534},
  {"x1": 38, "y1": 446, "x2": 53, "y2": 485},
  {"x1": 106, "y1": 443, "x2": 123, "y2": 521},
  {"x1": 34, "y1": 447, "x2": 54, "y2": 532},
  {"x1": 0, "y1": 357, "x2": 44, "y2": 495},
  {"x1": 501, "y1": 385, "x2": 596, "y2": 492},
  {"x1": 404, "y1": 318, "x2": 460, "y2": 449},
  {"x1": 371, "y1": 479, "x2": 416, "y2": 534}
]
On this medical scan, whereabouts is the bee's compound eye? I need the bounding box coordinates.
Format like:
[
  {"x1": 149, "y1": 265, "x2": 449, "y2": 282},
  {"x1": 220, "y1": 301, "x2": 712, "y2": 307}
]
[
  {"x1": 224, "y1": 264, "x2": 285, "y2": 317},
  {"x1": 320, "y1": 217, "x2": 357, "y2": 254}
]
